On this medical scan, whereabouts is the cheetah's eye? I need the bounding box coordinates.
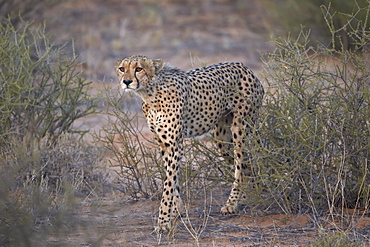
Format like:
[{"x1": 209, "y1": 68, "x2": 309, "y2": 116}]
[
  {"x1": 135, "y1": 67, "x2": 143, "y2": 72},
  {"x1": 118, "y1": 67, "x2": 125, "y2": 73}
]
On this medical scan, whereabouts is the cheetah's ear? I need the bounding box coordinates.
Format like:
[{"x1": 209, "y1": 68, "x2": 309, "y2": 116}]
[
  {"x1": 116, "y1": 59, "x2": 122, "y2": 66},
  {"x1": 153, "y1": 59, "x2": 164, "y2": 74}
]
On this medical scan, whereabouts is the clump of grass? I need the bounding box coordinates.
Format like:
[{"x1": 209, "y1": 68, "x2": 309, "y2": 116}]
[
  {"x1": 310, "y1": 231, "x2": 364, "y2": 247},
  {"x1": 0, "y1": 134, "x2": 105, "y2": 246}
]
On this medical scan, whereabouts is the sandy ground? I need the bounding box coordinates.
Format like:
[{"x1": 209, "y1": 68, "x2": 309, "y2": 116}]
[
  {"x1": 65, "y1": 190, "x2": 370, "y2": 246},
  {"x1": 77, "y1": 196, "x2": 316, "y2": 246}
]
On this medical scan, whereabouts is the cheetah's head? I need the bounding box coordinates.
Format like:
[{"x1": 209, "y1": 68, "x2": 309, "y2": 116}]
[{"x1": 116, "y1": 55, "x2": 164, "y2": 95}]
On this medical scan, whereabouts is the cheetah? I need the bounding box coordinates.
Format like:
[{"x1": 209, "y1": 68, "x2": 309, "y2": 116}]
[{"x1": 116, "y1": 55, "x2": 264, "y2": 233}]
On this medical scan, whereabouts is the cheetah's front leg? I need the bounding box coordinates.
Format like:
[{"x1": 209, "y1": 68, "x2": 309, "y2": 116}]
[
  {"x1": 154, "y1": 124, "x2": 184, "y2": 233},
  {"x1": 155, "y1": 144, "x2": 183, "y2": 233}
]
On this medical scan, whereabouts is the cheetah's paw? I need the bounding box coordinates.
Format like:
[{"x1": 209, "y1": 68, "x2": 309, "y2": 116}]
[
  {"x1": 155, "y1": 223, "x2": 170, "y2": 234},
  {"x1": 220, "y1": 204, "x2": 237, "y2": 215}
]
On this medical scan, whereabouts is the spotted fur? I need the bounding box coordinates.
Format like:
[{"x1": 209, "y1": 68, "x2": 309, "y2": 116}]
[{"x1": 116, "y1": 55, "x2": 264, "y2": 233}]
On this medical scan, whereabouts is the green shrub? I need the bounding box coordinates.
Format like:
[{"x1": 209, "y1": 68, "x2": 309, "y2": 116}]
[
  {"x1": 0, "y1": 17, "x2": 102, "y2": 246},
  {"x1": 0, "y1": 17, "x2": 95, "y2": 148},
  {"x1": 256, "y1": 3, "x2": 370, "y2": 220}
]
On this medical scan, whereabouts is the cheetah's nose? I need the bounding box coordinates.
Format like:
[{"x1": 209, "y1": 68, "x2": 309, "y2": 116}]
[{"x1": 123, "y1": 79, "x2": 133, "y2": 86}]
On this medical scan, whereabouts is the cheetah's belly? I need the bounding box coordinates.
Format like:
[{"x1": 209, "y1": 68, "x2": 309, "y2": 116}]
[{"x1": 182, "y1": 99, "x2": 228, "y2": 138}]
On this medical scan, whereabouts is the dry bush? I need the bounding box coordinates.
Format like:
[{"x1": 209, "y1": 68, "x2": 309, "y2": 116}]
[
  {"x1": 97, "y1": 86, "x2": 231, "y2": 203},
  {"x1": 97, "y1": 89, "x2": 164, "y2": 200}
]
